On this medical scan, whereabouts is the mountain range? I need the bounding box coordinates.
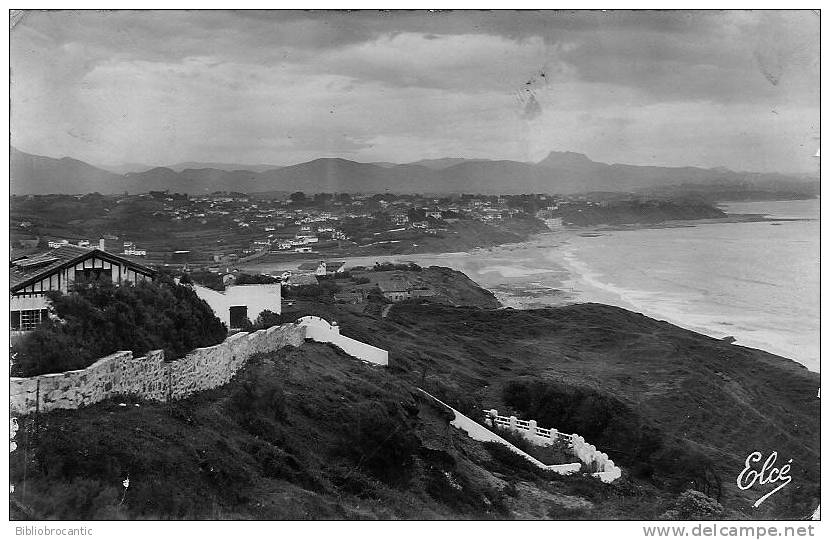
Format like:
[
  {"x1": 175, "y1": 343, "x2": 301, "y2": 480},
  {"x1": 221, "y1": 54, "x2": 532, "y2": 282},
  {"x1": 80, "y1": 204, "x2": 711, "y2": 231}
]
[
  {"x1": 10, "y1": 147, "x2": 818, "y2": 196},
  {"x1": 98, "y1": 161, "x2": 285, "y2": 175}
]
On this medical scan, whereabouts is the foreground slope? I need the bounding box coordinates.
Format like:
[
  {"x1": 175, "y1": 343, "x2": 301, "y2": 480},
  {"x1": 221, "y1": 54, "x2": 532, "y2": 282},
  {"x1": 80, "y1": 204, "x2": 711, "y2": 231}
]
[
  {"x1": 11, "y1": 343, "x2": 677, "y2": 520},
  {"x1": 289, "y1": 301, "x2": 819, "y2": 519},
  {"x1": 9, "y1": 299, "x2": 819, "y2": 519}
]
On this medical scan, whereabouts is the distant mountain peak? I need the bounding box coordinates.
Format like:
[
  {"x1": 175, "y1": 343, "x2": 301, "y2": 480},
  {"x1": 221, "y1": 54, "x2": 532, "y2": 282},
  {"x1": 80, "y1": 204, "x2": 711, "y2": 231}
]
[{"x1": 537, "y1": 151, "x2": 598, "y2": 168}]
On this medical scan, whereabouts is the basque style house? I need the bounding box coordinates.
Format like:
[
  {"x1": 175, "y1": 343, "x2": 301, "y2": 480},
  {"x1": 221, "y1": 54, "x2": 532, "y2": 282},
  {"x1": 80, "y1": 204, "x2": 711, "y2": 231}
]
[{"x1": 10, "y1": 245, "x2": 155, "y2": 332}]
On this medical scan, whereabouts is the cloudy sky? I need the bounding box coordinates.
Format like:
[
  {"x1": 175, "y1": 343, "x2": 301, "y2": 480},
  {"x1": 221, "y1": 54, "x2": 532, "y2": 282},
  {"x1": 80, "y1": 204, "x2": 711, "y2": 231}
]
[{"x1": 10, "y1": 10, "x2": 819, "y2": 173}]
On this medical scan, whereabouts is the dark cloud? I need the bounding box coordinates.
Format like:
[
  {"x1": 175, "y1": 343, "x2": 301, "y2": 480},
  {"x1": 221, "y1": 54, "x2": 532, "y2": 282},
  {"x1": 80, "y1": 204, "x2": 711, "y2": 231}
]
[
  {"x1": 521, "y1": 95, "x2": 543, "y2": 120},
  {"x1": 9, "y1": 10, "x2": 819, "y2": 173}
]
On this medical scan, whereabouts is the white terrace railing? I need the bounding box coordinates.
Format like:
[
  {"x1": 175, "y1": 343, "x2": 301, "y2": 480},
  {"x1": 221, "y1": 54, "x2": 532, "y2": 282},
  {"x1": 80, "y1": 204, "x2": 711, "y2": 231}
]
[
  {"x1": 485, "y1": 409, "x2": 574, "y2": 445},
  {"x1": 483, "y1": 409, "x2": 621, "y2": 483}
]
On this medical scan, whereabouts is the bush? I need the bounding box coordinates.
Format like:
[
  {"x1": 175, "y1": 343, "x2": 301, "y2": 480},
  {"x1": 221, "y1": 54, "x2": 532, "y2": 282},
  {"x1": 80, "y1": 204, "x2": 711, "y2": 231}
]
[
  {"x1": 337, "y1": 400, "x2": 419, "y2": 484},
  {"x1": 12, "y1": 278, "x2": 228, "y2": 377},
  {"x1": 372, "y1": 262, "x2": 422, "y2": 272},
  {"x1": 227, "y1": 372, "x2": 289, "y2": 433},
  {"x1": 283, "y1": 280, "x2": 340, "y2": 302},
  {"x1": 184, "y1": 270, "x2": 225, "y2": 291},
  {"x1": 234, "y1": 273, "x2": 280, "y2": 285},
  {"x1": 251, "y1": 309, "x2": 283, "y2": 329},
  {"x1": 660, "y1": 490, "x2": 724, "y2": 520}
]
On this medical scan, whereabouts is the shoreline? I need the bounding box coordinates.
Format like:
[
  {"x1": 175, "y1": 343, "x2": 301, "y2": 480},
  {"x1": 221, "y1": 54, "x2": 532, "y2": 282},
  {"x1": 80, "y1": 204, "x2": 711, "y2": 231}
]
[
  {"x1": 242, "y1": 213, "x2": 815, "y2": 271},
  {"x1": 548, "y1": 243, "x2": 819, "y2": 372},
  {"x1": 241, "y1": 206, "x2": 817, "y2": 372}
]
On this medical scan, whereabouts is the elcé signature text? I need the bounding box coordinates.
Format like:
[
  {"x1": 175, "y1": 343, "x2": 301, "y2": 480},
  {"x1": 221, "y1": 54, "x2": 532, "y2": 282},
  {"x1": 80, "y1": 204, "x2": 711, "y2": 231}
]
[{"x1": 736, "y1": 451, "x2": 793, "y2": 508}]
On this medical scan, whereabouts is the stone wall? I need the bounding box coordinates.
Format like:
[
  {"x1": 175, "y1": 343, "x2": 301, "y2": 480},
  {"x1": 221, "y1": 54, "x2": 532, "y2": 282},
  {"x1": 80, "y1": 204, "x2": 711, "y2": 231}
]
[{"x1": 9, "y1": 323, "x2": 306, "y2": 415}]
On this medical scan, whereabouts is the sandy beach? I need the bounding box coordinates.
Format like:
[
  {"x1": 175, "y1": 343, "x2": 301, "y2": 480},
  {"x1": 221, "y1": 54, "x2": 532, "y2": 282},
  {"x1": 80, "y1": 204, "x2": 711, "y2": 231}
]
[{"x1": 242, "y1": 200, "x2": 819, "y2": 372}]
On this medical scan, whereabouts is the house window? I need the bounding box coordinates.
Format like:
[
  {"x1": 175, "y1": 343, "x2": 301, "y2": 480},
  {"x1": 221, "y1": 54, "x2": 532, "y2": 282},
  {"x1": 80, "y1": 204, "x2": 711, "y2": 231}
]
[
  {"x1": 11, "y1": 309, "x2": 49, "y2": 331},
  {"x1": 74, "y1": 268, "x2": 113, "y2": 284},
  {"x1": 229, "y1": 305, "x2": 248, "y2": 328}
]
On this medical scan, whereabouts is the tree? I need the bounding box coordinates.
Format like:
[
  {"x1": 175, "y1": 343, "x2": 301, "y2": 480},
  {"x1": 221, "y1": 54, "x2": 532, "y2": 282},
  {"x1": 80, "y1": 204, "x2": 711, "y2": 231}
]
[
  {"x1": 252, "y1": 309, "x2": 288, "y2": 329},
  {"x1": 289, "y1": 192, "x2": 306, "y2": 204},
  {"x1": 11, "y1": 278, "x2": 228, "y2": 377},
  {"x1": 313, "y1": 193, "x2": 333, "y2": 207}
]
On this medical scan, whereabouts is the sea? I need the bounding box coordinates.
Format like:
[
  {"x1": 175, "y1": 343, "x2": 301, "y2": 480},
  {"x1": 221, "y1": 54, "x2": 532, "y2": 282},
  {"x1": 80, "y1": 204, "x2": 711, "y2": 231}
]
[{"x1": 244, "y1": 199, "x2": 820, "y2": 372}]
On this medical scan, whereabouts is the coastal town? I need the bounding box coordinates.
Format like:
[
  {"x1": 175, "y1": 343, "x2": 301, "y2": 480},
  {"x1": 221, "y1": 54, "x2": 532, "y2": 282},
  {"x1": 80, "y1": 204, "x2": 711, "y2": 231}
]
[{"x1": 10, "y1": 190, "x2": 730, "y2": 271}]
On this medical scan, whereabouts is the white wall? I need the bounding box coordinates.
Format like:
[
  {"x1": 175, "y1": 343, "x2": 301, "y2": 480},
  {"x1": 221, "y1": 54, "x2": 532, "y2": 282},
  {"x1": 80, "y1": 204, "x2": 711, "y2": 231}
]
[
  {"x1": 10, "y1": 295, "x2": 50, "y2": 311},
  {"x1": 225, "y1": 284, "x2": 282, "y2": 321},
  {"x1": 485, "y1": 410, "x2": 622, "y2": 483},
  {"x1": 418, "y1": 390, "x2": 581, "y2": 475},
  {"x1": 297, "y1": 316, "x2": 388, "y2": 366},
  {"x1": 193, "y1": 283, "x2": 281, "y2": 327}
]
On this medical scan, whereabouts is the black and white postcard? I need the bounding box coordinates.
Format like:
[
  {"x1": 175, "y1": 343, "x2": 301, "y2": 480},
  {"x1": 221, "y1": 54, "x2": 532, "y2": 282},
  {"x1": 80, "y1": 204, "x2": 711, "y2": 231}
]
[{"x1": 7, "y1": 8, "x2": 821, "y2": 531}]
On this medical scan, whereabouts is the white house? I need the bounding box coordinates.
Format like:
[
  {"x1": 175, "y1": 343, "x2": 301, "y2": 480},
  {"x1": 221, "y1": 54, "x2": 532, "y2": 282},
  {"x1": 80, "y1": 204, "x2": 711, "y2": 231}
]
[
  {"x1": 296, "y1": 260, "x2": 347, "y2": 277},
  {"x1": 192, "y1": 283, "x2": 282, "y2": 329}
]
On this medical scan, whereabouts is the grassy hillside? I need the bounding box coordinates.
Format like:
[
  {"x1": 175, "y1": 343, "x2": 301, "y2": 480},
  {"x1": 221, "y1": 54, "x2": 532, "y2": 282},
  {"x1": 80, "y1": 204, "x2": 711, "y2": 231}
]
[
  {"x1": 10, "y1": 300, "x2": 819, "y2": 520},
  {"x1": 372, "y1": 303, "x2": 820, "y2": 519},
  {"x1": 11, "y1": 343, "x2": 685, "y2": 520},
  {"x1": 272, "y1": 301, "x2": 819, "y2": 519}
]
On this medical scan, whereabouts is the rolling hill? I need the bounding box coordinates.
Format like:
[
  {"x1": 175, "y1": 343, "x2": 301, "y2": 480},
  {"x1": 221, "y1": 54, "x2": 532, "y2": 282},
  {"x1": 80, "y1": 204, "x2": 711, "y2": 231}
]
[
  {"x1": 10, "y1": 147, "x2": 819, "y2": 197},
  {"x1": 11, "y1": 147, "x2": 123, "y2": 195}
]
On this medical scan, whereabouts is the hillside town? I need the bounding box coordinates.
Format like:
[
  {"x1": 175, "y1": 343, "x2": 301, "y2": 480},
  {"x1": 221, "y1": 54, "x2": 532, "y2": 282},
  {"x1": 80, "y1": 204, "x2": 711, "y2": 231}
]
[
  {"x1": 10, "y1": 190, "x2": 555, "y2": 264},
  {"x1": 11, "y1": 189, "x2": 730, "y2": 271}
]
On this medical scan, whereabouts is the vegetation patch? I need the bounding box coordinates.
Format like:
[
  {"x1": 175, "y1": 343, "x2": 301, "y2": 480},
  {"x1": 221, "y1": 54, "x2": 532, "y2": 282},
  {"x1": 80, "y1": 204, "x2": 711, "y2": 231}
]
[{"x1": 12, "y1": 275, "x2": 227, "y2": 377}]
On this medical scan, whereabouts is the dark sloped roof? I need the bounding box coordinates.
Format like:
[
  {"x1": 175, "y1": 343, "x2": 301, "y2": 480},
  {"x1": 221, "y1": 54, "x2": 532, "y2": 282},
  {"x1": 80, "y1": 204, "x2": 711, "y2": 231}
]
[
  {"x1": 10, "y1": 246, "x2": 155, "y2": 292},
  {"x1": 376, "y1": 279, "x2": 410, "y2": 293},
  {"x1": 286, "y1": 273, "x2": 319, "y2": 286}
]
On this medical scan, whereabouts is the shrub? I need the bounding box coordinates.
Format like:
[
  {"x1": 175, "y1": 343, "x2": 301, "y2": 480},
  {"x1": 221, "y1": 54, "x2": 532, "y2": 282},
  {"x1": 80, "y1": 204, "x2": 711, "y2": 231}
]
[
  {"x1": 283, "y1": 280, "x2": 340, "y2": 302},
  {"x1": 428, "y1": 379, "x2": 483, "y2": 420},
  {"x1": 227, "y1": 371, "x2": 288, "y2": 426},
  {"x1": 337, "y1": 400, "x2": 419, "y2": 484},
  {"x1": 184, "y1": 270, "x2": 225, "y2": 291},
  {"x1": 234, "y1": 273, "x2": 280, "y2": 285},
  {"x1": 660, "y1": 489, "x2": 724, "y2": 520},
  {"x1": 12, "y1": 278, "x2": 228, "y2": 377},
  {"x1": 252, "y1": 309, "x2": 283, "y2": 329},
  {"x1": 250, "y1": 310, "x2": 300, "y2": 328},
  {"x1": 372, "y1": 262, "x2": 422, "y2": 272}
]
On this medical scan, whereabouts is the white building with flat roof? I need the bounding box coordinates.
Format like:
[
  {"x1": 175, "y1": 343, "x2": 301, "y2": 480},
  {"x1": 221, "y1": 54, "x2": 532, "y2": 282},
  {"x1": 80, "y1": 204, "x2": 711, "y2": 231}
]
[{"x1": 192, "y1": 283, "x2": 282, "y2": 329}]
